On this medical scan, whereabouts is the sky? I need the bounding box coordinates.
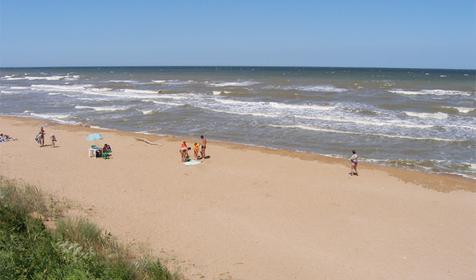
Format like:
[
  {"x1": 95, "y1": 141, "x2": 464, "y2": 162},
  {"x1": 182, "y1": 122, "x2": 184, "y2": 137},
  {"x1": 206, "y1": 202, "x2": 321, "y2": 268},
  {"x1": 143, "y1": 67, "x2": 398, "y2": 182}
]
[{"x1": 0, "y1": 0, "x2": 475, "y2": 69}]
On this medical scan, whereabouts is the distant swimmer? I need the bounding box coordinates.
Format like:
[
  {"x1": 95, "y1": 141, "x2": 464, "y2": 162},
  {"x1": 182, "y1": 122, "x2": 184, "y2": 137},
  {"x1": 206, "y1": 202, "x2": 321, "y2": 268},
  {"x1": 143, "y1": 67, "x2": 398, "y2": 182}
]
[{"x1": 349, "y1": 150, "x2": 358, "y2": 176}]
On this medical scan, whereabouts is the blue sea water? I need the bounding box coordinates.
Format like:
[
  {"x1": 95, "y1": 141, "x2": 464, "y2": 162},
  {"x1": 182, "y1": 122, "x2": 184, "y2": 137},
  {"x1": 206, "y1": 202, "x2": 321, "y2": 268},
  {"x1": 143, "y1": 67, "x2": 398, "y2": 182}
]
[{"x1": 0, "y1": 67, "x2": 475, "y2": 178}]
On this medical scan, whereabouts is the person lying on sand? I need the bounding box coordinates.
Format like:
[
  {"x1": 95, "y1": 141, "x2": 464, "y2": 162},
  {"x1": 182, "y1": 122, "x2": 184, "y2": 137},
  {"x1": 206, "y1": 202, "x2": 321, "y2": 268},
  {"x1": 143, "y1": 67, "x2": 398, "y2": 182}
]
[
  {"x1": 180, "y1": 141, "x2": 190, "y2": 162},
  {"x1": 0, "y1": 133, "x2": 16, "y2": 143},
  {"x1": 349, "y1": 150, "x2": 358, "y2": 176}
]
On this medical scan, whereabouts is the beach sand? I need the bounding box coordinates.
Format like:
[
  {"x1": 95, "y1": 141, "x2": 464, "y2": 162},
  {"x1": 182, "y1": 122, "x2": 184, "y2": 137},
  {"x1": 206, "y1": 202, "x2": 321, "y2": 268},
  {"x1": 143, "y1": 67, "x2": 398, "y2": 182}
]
[{"x1": 1, "y1": 116, "x2": 475, "y2": 280}]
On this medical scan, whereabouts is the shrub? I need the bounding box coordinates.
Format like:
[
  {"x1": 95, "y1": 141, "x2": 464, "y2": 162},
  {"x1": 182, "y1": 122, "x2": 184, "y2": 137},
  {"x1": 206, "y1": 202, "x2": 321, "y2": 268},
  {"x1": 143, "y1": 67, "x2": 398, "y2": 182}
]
[{"x1": 0, "y1": 178, "x2": 176, "y2": 280}]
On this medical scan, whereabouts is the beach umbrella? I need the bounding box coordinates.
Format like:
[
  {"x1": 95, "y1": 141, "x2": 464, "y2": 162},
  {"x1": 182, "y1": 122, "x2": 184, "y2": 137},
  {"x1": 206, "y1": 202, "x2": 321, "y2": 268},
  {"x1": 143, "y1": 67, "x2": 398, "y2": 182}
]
[{"x1": 86, "y1": 133, "x2": 103, "y2": 141}]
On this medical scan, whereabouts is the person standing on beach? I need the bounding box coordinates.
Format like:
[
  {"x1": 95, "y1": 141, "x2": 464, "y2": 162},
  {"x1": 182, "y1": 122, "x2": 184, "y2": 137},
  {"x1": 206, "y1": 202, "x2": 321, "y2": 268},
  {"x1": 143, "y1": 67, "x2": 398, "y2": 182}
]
[
  {"x1": 50, "y1": 134, "x2": 57, "y2": 147},
  {"x1": 349, "y1": 150, "x2": 358, "y2": 176},
  {"x1": 180, "y1": 141, "x2": 190, "y2": 162},
  {"x1": 193, "y1": 142, "x2": 200, "y2": 160},
  {"x1": 38, "y1": 127, "x2": 45, "y2": 147},
  {"x1": 200, "y1": 135, "x2": 207, "y2": 159}
]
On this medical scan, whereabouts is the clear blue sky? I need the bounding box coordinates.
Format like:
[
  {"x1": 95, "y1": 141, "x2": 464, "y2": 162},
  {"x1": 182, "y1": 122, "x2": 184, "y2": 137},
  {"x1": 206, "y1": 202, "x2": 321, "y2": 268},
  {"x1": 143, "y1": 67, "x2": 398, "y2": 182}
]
[{"x1": 1, "y1": 0, "x2": 475, "y2": 69}]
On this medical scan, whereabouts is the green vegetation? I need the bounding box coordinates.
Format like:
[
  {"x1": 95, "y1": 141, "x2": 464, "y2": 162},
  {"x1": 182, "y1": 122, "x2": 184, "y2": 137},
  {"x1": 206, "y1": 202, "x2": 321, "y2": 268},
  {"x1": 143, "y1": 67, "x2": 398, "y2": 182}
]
[{"x1": 0, "y1": 178, "x2": 177, "y2": 280}]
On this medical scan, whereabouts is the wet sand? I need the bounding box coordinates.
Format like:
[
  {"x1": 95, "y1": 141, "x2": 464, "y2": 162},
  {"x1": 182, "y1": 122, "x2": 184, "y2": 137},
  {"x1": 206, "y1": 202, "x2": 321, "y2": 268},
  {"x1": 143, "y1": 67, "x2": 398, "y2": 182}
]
[{"x1": 1, "y1": 116, "x2": 475, "y2": 280}]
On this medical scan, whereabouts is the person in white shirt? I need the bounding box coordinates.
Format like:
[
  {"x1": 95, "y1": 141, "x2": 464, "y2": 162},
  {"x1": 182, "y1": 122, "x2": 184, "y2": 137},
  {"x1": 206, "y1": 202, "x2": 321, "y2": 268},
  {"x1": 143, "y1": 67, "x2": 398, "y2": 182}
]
[{"x1": 349, "y1": 150, "x2": 358, "y2": 176}]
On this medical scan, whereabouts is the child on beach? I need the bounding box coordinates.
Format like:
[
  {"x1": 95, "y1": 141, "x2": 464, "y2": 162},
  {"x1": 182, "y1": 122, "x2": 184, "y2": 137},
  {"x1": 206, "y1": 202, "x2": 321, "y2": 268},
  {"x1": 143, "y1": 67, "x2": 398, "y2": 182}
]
[
  {"x1": 50, "y1": 135, "x2": 57, "y2": 147},
  {"x1": 193, "y1": 142, "x2": 200, "y2": 160},
  {"x1": 349, "y1": 150, "x2": 358, "y2": 176}
]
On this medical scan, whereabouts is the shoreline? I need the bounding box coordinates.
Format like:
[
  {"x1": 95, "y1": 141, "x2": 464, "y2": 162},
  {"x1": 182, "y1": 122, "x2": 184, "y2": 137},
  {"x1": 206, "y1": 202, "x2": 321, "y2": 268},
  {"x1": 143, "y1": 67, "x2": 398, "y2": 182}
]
[
  {"x1": 1, "y1": 115, "x2": 475, "y2": 279},
  {"x1": 2, "y1": 114, "x2": 474, "y2": 192}
]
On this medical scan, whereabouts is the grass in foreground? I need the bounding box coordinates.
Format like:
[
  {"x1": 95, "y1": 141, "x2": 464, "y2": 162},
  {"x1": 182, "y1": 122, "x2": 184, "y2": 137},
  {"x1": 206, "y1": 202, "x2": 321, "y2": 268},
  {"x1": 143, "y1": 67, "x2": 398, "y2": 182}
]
[{"x1": 0, "y1": 178, "x2": 177, "y2": 280}]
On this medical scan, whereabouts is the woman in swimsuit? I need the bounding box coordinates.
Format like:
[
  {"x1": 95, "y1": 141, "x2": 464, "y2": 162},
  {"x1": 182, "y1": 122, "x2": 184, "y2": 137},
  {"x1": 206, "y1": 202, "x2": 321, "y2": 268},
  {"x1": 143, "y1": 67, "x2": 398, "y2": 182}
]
[{"x1": 180, "y1": 141, "x2": 190, "y2": 162}]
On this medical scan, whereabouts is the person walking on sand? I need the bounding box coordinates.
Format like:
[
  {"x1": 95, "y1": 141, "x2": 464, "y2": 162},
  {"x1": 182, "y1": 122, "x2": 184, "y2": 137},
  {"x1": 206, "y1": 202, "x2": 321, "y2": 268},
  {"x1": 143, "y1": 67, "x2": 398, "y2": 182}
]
[
  {"x1": 200, "y1": 135, "x2": 207, "y2": 159},
  {"x1": 349, "y1": 150, "x2": 358, "y2": 176},
  {"x1": 50, "y1": 134, "x2": 57, "y2": 147},
  {"x1": 38, "y1": 127, "x2": 45, "y2": 147}
]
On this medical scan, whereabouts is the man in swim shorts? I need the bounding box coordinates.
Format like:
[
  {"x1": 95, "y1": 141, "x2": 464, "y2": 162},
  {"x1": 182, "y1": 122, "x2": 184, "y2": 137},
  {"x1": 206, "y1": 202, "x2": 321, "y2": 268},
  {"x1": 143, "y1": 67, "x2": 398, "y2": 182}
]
[
  {"x1": 200, "y1": 135, "x2": 207, "y2": 159},
  {"x1": 349, "y1": 150, "x2": 358, "y2": 176}
]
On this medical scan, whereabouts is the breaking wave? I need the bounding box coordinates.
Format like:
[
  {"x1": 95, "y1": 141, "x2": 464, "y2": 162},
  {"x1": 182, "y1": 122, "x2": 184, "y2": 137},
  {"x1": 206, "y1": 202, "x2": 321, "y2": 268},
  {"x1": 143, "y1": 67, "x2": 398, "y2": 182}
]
[
  {"x1": 389, "y1": 89, "x2": 472, "y2": 97},
  {"x1": 404, "y1": 112, "x2": 448, "y2": 120}
]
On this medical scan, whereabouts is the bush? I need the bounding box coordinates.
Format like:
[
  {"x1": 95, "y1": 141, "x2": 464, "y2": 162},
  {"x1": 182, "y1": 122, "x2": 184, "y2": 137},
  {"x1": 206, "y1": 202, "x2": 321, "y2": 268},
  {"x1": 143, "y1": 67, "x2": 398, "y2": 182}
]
[{"x1": 0, "y1": 178, "x2": 176, "y2": 280}]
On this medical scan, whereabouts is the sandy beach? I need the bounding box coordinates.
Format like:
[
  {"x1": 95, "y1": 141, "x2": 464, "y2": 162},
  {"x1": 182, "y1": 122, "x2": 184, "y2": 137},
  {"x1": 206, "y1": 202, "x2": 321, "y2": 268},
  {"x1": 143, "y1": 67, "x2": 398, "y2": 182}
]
[{"x1": 0, "y1": 115, "x2": 475, "y2": 280}]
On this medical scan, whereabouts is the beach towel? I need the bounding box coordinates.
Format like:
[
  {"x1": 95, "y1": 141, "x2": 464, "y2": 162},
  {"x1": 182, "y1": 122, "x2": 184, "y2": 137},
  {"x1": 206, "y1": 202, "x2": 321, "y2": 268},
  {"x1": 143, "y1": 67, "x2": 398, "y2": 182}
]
[{"x1": 184, "y1": 160, "x2": 201, "y2": 166}]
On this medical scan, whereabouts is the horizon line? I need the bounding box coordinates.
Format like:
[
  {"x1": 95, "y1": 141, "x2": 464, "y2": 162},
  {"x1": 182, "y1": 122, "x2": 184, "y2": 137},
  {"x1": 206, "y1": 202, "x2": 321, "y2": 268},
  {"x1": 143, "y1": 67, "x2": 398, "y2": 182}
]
[{"x1": 1, "y1": 65, "x2": 475, "y2": 71}]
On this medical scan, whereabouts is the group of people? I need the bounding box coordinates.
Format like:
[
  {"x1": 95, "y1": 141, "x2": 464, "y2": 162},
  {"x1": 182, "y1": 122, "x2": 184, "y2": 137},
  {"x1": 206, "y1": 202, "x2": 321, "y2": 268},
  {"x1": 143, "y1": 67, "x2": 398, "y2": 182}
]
[
  {"x1": 0, "y1": 133, "x2": 16, "y2": 143},
  {"x1": 35, "y1": 127, "x2": 57, "y2": 147},
  {"x1": 91, "y1": 143, "x2": 112, "y2": 158},
  {"x1": 180, "y1": 135, "x2": 207, "y2": 162},
  {"x1": 31, "y1": 126, "x2": 358, "y2": 174}
]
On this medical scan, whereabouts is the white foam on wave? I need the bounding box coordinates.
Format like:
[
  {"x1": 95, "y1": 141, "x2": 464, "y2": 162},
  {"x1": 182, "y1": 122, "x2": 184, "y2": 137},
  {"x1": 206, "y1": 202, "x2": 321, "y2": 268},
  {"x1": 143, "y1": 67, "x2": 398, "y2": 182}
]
[
  {"x1": 31, "y1": 84, "x2": 93, "y2": 92},
  {"x1": 74, "y1": 105, "x2": 129, "y2": 112},
  {"x1": 9, "y1": 86, "x2": 29, "y2": 90},
  {"x1": 31, "y1": 84, "x2": 190, "y2": 101},
  {"x1": 207, "y1": 108, "x2": 278, "y2": 118},
  {"x1": 107, "y1": 80, "x2": 138, "y2": 83},
  {"x1": 389, "y1": 89, "x2": 471, "y2": 97},
  {"x1": 123, "y1": 89, "x2": 158, "y2": 94},
  {"x1": 208, "y1": 80, "x2": 259, "y2": 87},
  {"x1": 152, "y1": 79, "x2": 194, "y2": 85},
  {"x1": 0, "y1": 90, "x2": 17, "y2": 95},
  {"x1": 139, "y1": 109, "x2": 155, "y2": 115},
  {"x1": 446, "y1": 124, "x2": 476, "y2": 131},
  {"x1": 3, "y1": 74, "x2": 79, "y2": 81},
  {"x1": 266, "y1": 84, "x2": 347, "y2": 93},
  {"x1": 27, "y1": 112, "x2": 79, "y2": 125},
  {"x1": 215, "y1": 98, "x2": 260, "y2": 106},
  {"x1": 270, "y1": 124, "x2": 354, "y2": 134},
  {"x1": 443, "y1": 106, "x2": 474, "y2": 114},
  {"x1": 294, "y1": 115, "x2": 434, "y2": 129},
  {"x1": 269, "y1": 124, "x2": 458, "y2": 142},
  {"x1": 295, "y1": 85, "x2": 347, "y2": 93},
  {"x1": 215, "y1": 98, "x2": 335, "y2": 112},
  {"x1": 212, "y1": 90, "x2": 232, "y2": 96},
  {"x1": 404, "y1": 112, "x2": 448, "y2": 120},
  {"x1": 149, "y1": 100, "x2": 183, "y2": 106},
  {"x1": 269, "y1": 102, "x2": 336, "y2": 111}
]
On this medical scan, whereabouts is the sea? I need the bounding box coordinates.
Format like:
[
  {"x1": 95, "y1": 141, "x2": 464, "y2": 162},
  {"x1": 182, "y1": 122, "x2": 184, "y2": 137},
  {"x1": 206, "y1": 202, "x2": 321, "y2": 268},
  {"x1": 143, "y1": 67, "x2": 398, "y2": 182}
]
[{"x1": 1, "y1": 67, "x2": 475, "y2": 178}]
